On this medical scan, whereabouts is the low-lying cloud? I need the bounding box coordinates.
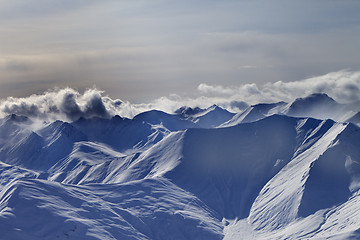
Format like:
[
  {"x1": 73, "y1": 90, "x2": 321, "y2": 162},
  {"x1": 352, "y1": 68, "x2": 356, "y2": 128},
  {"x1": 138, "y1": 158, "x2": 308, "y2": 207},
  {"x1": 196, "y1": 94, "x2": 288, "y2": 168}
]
[
  {"x1": 197, "y1": 69, "x2": 360, "y2": 104},
  {"x1": 0, "y1": 70, "x2": 359, "y2": 121},
  {"x1": 0, "y1": 88, "x2": 119, "y2": 121}
]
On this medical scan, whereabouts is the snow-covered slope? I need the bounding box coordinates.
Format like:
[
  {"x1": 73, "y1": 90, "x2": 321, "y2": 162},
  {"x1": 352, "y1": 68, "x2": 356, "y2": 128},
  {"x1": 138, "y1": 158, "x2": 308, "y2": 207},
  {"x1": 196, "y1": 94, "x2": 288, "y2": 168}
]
[
  {"x1": 347, "y1": 112, "x2": 360, "y2": 126},
  {"x1": 220, "y1": 102, "x2": 287, "y2": 127},
  {"x1": 221, "y1": 93, "x2": 356, "y2": 127},
  {"x1": 285, "y1": 93, "x2": 353, "y2": 121},
  {"x1": 225, "y1": 121, "x2": 360, "y2": 239},
  {"x1": 0, "y1": 178, "x2": 223, "y2": 240},
  {"x1": 0, "y1": 95, "x2": 360, "y2": 239},
  {"x1": 176, "y1": 105, "x2": 235, "y2": 128}
]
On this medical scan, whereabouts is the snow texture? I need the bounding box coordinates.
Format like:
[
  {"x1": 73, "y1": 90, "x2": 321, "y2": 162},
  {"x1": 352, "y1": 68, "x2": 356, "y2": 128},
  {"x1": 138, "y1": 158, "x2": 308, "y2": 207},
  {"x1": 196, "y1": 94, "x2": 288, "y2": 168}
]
[{"x1": 0, "y1": 93, "x2": 360, "y2": 239}]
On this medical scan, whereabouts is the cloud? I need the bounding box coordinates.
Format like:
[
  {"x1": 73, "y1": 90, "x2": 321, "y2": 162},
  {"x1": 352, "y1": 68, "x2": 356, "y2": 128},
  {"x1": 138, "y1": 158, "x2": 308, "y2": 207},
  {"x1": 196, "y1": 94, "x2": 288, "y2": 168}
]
[
  {"x1": 0, "y1": 70, "x2": 359, "y2": 121},
  {"x1": 197, "y1": 83, "x2": 234, "y2": 95},
  {"x1": 138, "y1": 70, "x2": 359, "y2": 114},
  {"x1": 229, "y1": 101, "x2": 249, "y2": 111},
  {"x1": 0, "y1": 88, "x2": 117, "y2": 121},
  {"x1": 266, "y1": 70, "x2": 360, "y2": 103},
  {"x1": 1, "y1": 1, "x2": 360, "y2": 103},
  {"x1": 197, "y1": 70, "x2": 360, "y2": 105},
  {"x1": 237, "y1": 65, "x2": 257, "y2": 69},
  {"x1": 0, "y1": 87, "x2": 248, "y2": 120}
]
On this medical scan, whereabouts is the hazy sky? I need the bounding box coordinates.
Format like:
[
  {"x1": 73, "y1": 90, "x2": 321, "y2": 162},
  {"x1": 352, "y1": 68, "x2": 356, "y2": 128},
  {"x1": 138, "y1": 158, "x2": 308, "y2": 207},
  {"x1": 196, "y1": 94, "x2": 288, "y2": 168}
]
[{"x1": 1, "y1": 0, "x2": 359, "y2": 102}]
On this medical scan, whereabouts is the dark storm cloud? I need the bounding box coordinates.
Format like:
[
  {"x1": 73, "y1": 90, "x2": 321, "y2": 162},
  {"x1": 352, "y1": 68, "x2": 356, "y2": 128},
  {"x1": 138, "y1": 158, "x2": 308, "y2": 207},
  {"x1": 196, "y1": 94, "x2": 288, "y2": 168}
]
[
  {"x1": 60, "y1": 91, "x2": 82, "y2": 119},
  {"x1": 82, "y1": 89, "x2": 110, "y2": 118},
  {"x1": 2, "y1": 101, "x2": 41, "y2": 117},
  {"x1": 0, "y1": 88, "x2": 118, "y2": 121}
]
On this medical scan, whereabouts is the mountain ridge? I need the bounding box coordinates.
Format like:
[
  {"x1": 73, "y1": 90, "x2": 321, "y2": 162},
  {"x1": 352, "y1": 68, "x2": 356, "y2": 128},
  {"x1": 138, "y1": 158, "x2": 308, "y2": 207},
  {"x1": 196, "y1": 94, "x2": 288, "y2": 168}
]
[{"x1": 0, "y1": 94, "x2": 359, "y2": 240}]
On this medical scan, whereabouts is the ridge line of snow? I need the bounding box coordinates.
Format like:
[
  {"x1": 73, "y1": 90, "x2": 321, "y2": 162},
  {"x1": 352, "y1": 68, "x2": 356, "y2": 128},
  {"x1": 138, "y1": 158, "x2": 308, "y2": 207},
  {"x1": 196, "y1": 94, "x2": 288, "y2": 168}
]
[{"x1": 248, "y1": 122, "x2": 347, "y2": 231}]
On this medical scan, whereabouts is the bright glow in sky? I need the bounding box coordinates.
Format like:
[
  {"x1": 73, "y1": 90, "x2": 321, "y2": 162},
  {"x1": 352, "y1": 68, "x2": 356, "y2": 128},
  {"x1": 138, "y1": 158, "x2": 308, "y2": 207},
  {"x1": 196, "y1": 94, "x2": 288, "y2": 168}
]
[{"x1": 0, "y1": 0, "x2": 359, "y2": 102}]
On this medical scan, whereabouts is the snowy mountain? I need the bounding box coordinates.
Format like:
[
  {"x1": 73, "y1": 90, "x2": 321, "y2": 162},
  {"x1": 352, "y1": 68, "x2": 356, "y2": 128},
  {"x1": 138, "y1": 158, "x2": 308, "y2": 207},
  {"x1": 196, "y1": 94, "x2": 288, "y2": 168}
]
[
  {"x1": 221, "y1": 93, "x2": 358, "y2": 127},
  {"x1": 0, "y1": 94, "x2": 360, "y2": 239},
  {"x1": 347, "y1": 112, "x2": 360, "y2": 125},
  {"x1": 286, "y1": 93, "x2": 351, "y2": 120},
  {"x1": 175, "y1": 105, "x2": 235, "y2": 128}
]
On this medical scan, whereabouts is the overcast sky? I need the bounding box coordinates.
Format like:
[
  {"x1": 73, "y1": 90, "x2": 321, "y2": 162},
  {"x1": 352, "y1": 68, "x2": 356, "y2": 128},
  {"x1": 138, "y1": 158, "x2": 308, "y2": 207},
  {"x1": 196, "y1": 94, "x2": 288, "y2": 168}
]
[{"x1": 0, "y1": 0, "x2": 359, "y2": 102}]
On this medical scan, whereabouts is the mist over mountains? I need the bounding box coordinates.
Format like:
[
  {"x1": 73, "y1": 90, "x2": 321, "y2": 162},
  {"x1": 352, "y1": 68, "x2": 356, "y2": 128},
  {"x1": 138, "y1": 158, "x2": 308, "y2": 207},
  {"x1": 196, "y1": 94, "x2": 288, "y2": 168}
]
[
  {"x1": 0, "y1": 88, "x2": 360, "y2": 239},
  {"x1": 1, "y1": 70, "x2": 360, "y2": 121}
]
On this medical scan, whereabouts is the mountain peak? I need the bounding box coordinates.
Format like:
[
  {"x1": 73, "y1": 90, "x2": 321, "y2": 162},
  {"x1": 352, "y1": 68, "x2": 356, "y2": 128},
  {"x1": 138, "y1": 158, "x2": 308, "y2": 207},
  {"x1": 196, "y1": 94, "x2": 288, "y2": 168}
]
[
  {"x1": 1, "y1": 93, "x2": 360, "y2": 240},
  {"x1": 293, "y1": 93, "x2": 336, "y2": 105},
  {"x1": 174, "y1": 106, "x2": 205, "y2": 116},
  {"x1": 4, "y1": 114, "x2": 32, "y2": 124},
  {"x1": 287, "y1": 93, "x2": 341, "y2": 120},
  {"x1": 208, "y1": 104, "x2": 218, "y2": 109},
  {"x1": 205, "y1": 104, "x2": 228, "y2": 113}
]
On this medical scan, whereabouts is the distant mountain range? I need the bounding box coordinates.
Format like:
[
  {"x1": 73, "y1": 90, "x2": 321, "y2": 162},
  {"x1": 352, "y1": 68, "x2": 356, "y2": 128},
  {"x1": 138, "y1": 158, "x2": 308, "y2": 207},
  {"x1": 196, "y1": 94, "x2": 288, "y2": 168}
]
[{"x1": 0, "y1": 93, "x2": 359, "y2": 239}]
